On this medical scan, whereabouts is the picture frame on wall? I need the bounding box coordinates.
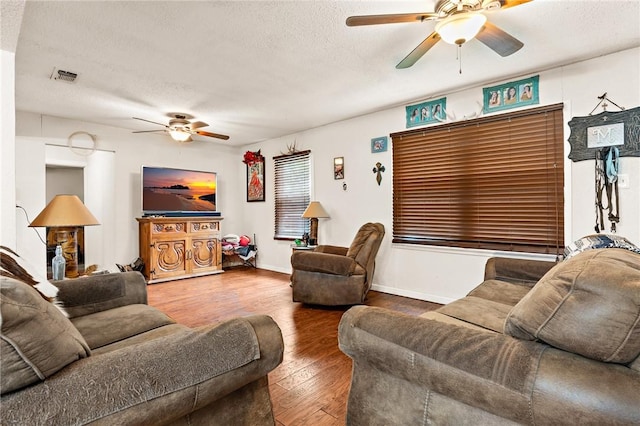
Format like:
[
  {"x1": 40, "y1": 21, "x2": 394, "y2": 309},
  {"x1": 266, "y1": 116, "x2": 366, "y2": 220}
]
[
  {"x1": 483, "y1": 75, "x2": 539, "y2": 113},
  {"x1": 371, "y1": 136, "x2": 388, "y2": 153},
  {"x1": 246, "y1": 154, "x2": 265, "y2": 202},
  {"x1": 405, "y1": 97, "x2": 447, "y2": 128},
  {"x1": 334, "y1": 157, "x2": 344, "y2": 180}
]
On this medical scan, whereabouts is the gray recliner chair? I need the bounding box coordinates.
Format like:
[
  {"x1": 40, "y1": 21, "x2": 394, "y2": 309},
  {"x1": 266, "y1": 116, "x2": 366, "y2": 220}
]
[{"x1": 290, "y1": 222, "x2": 385, "y2": 305}]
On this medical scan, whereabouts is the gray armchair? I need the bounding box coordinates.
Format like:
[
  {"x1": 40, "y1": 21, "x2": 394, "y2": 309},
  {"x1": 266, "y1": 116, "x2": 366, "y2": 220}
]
[{"x1": 291, "y1": 222, "x2": 385, "y2": 305}]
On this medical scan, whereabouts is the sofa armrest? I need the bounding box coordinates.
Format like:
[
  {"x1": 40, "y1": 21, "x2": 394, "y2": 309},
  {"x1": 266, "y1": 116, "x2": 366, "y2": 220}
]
[
  {"x1": 55, "y1": 272, "x2": 147, "y2": 318},
  {"x1": 291, "y1": 251, "x2": 357, "y2": 276},
  {"x1": 1, "y1": 315, "x2": 284, "y2": 425},
  {"x1": 483, "y1": 257, "x2": 557, "y2": 286},
  {"x1": 314, "y1": 245, "x2": 349, "y2": 256},
  {"x1": 338, "y1": 306, "x2": 640, "y2": 425}
]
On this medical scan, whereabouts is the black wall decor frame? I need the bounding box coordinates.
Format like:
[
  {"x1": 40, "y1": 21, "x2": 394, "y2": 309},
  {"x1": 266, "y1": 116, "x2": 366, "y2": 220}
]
[{"x1": 567, "y1": 106, "x2": 640, "y2": 162}]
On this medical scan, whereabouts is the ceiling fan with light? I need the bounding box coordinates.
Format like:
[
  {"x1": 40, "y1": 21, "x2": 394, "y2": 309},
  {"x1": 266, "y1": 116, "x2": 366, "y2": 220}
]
[
  {"x1": 346, "y1": 0, "x2": 531, "y2": 69},
  {"x1": 132, "y1": 113, "x2": 230, "y2": 142}
]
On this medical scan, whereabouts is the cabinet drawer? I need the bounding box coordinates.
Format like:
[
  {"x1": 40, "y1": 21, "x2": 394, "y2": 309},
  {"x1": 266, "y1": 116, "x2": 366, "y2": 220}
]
[
  {"x1": 152, "y1": 222, "x2": 187, "y2": 234},
  {"x1": 190, "y1": 221, "x2": 220, "y2": 234}
]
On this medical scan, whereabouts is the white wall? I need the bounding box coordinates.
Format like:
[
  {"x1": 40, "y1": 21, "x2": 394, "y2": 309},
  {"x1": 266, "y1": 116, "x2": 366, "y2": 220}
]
[
  {"x1": 246, "y1": 48, "x2": 640, "y2": 303},
  {"x1": 1, "y1": 50, "x2": 17, "y2": 248},
  {"x1": 13, "y1": 47, "x2": 640, "y2": 303},
  {"x1": 15, "y1": 114, "x2": 243, "y2": 275}
]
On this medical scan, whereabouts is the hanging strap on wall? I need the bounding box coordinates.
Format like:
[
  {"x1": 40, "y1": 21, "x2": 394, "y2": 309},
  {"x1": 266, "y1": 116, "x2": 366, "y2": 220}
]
[{"x1": 595, "y1": 147, "x2": 620, "y2": 233}]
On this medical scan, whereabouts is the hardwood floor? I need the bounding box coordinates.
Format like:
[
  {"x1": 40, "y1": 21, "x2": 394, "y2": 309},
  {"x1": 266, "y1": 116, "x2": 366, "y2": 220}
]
[{"x1": 147, "y1": 267, "x2": 441, "y2": 426}]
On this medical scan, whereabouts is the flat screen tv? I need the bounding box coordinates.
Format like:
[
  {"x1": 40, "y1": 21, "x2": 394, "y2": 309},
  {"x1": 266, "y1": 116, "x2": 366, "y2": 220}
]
[{"x1": 141, "y1": 166, "x2": 218, "y2": 216}]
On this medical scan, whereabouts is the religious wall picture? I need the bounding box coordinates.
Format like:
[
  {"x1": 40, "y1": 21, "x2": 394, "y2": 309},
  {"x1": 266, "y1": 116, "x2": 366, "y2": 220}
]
[
  {"x1": 483, "y1": 75, "x2": 539, "y2": 113},
  {"x1": 371, "y1": 136, "x2": 388, "y2": 153},
  {"x1": 405, "y1": 97, "x2": 447, "y2": 128},
  {"x1": 246, "y1": 153, "x2": 265, "y2": 202}
]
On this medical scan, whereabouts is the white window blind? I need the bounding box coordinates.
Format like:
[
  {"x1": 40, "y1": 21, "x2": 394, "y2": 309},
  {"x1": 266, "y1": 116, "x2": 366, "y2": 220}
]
[{"x1": 274, "y1": 150, "x2": 311, "y2": 240}]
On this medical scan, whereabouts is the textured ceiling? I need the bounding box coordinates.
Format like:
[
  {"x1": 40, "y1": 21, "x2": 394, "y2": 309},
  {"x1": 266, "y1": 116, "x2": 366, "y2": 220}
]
[{"x1": 12, "y1": 0, "x2": 640, "y2": 145}]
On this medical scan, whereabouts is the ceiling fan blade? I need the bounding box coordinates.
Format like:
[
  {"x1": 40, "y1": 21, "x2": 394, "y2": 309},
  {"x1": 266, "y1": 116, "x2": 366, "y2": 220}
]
[
  {"x1": 132, "y1": 117, "x2": 169, "y2": 128},
  {"x1": 190, "y1": 121, "x2": 209, "y2": 129},
  {"x1": 476, "y1": 21, "x2": 523, "y2": 57},
  {"x1": 195, "y1": 130, "x2": 230, "y2": 141},
  {"x1": 132, "y1": 129, "x2": 166, "y2": 134},
  {"x1": 497, "y1": 0, "x2": 532, "y2": 10},
  {"x1": 346, "y1": 12, "x2": 438, "y2": 26},
  {"x1": 396, "y1": 32, "x2": 441, "y2": 69}
]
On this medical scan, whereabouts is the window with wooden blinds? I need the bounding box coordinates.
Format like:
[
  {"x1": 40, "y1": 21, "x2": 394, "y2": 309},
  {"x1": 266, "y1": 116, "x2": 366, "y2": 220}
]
[
  {"x1": 392, "y1": 103, "x2": 564, "y2": 255},
  {"x1": 274, "y1": 150, "x2": 311, "y2": 240}
]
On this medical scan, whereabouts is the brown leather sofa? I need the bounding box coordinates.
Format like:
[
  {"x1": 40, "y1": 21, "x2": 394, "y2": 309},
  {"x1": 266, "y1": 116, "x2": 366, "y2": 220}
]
[
  {"x1": 339, "y1": 248, "x2": 640, "y2": 425},
  {"x1": 1, "y1": 269, "x2": 284, "y2": 425},
  {"x1": 291, "y1": 222, "x2": 385, "y2": 305}
]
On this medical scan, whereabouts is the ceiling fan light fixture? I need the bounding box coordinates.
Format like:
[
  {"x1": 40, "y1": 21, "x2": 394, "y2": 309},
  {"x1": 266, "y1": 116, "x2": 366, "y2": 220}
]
[
  {"x1": 435, "y1": 12, "x2": 487, "y2": 45},
  {"x1": 169, "y1": 129, "x2": 191, "y2": 142}
]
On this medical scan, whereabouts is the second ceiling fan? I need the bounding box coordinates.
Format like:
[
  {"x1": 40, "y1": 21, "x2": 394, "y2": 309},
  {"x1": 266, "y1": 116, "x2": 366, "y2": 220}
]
[
  {"x1": 132, "y1": 113, "x2": 230, "y2": 142},
  {"x1": 347, "y1": 0, "x2": 531, "y2": 69}
]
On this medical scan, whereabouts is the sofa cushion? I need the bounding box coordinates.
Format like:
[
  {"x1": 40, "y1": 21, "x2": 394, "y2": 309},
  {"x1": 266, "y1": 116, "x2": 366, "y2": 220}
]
[
  {"x1": 467, "y1": 279, "x2": 532, "y2": 306},
  {"x1": 1, "y1": 277, "x2": 91, "y2": 395},
  {"x1": 438, "y1": 296, "x2": 514, "y2": 333},
  {"x1": 346, "y1": 223, "x2": 384, "y2": 267},
  {"x1": 504, "y1": 249, "x2": 640, "y2": 363},
  {"x1": 71, "y1": 304, "x2": 176, "y2": 350}
]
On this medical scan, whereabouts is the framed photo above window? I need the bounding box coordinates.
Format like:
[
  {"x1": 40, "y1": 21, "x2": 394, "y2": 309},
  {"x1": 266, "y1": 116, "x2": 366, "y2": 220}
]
[
  {"x1": 483, "y1": 75, "x2": 539, "y2": 113},
  {"x1": 246, "y1": 154, "x2": 265, "y2": 202},
  {"x1": 405, "y1": 97, "x2": 447, "y2": 128}
]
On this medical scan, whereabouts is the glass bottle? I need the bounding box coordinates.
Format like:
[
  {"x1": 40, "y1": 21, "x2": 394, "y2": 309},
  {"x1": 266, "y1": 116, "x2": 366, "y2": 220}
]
[{"x1": 52, "y1": 245, "x2": 66, "y2": 280}]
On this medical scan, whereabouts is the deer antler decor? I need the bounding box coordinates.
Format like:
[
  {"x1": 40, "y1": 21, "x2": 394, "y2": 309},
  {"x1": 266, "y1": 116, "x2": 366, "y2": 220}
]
[{"x1": 281, "y1": 140, "x2": 298, "y2": 155}]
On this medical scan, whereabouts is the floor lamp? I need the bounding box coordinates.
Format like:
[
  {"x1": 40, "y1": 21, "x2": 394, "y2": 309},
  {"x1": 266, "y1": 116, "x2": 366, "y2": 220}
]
[
  {"x1": 29, "y1": 195, "x2": 100, "y2": 278},
  {"x1": 301, "y1": 201, "x2": 330, "y2": 246}
]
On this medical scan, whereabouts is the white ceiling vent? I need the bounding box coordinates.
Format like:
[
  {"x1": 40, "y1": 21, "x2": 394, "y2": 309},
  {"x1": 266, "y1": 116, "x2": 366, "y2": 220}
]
[{"x1": 50, "y1": 67, "x2": 78, "y2": 83}]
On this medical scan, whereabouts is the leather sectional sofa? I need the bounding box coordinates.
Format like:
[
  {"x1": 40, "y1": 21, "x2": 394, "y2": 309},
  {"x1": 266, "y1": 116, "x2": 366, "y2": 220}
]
[
  {"x1": 339, "y1": 248, "x2": 640, "y2": 425},
  {"x1": 1, "y1": 268, "x2": 284, "y2": 425}
]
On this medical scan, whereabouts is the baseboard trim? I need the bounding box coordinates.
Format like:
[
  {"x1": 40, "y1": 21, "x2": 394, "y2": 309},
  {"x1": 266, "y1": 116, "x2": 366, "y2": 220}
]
[
  {"x1": 255, "y1": 264, "x2": 291, "y2": 275},
  {"x1": 256, "y1": 265, "x2": 453, "y2": 304},
  {"x1": 370, "y1": 284, "x2": 454, "y2": 305}
]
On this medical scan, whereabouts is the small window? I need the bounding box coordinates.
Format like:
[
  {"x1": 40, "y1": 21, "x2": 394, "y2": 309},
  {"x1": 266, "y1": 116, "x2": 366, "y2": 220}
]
[
  {"x1": 392, "y1": 103, "x2": 565, "y2": 255},
  {"x1": 274, "y1": 150, "x2": 311, "y2": 240}
]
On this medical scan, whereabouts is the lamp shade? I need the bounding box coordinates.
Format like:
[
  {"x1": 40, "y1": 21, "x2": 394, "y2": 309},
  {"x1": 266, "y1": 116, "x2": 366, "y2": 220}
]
[
  {"x1": 435, "y1": 12, "x2": 487, "y2": 45},
  {"x1": 29, "y1": 195, "x2": 100, "y2": 227},
  {"x1": 302, "y1": 201, "x2": 330, "y2": 219}
]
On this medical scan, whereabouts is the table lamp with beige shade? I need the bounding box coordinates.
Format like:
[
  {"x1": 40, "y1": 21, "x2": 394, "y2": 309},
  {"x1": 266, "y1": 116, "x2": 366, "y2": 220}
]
[
  {"x1": 29, "y1": 195, "x2": 100, "y2": 278},
  {"x1": 301, "y1": 201, "x2": 329, "y2": 245}
]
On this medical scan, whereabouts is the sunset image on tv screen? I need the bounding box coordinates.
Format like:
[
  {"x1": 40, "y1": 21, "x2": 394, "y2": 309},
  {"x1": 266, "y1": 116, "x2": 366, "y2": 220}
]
[{"x1": 143, "y1": 167, "x2": 217, "y2": 212}]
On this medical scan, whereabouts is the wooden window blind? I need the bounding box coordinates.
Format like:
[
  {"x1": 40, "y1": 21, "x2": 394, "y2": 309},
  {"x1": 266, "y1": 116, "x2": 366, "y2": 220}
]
[
  {"x1": 274, "y1": 150, "x2": 311, "y2": 240},
  {"x1": 392, "y1": 103, "x2": 564, "y2": 255}
]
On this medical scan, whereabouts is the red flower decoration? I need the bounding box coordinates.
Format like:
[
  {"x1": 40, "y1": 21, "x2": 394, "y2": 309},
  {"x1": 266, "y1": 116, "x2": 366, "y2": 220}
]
[{"x1": 243, "y1": 150, "x2": 262, "y2": 166}]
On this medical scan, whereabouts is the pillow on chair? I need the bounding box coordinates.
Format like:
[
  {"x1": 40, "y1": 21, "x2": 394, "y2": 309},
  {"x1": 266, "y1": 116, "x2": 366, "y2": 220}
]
[
  {"x1": 1, "y1": 277, "x2": 91, "y2": 395},
  {"x1": 504, "y1": 249, "x2": 640, "y2": 363},
  {"x1": 563, "y1": 234, "x2": 640, "y2": 259},
  {"x1": 0, "y1": 245, "x2": 67, "y2": 316}
]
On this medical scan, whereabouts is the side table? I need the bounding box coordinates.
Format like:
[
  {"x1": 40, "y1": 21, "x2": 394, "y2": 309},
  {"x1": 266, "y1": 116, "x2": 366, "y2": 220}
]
[{"x1": 291, "y1": 244, "x2": 317, "y2": 253}]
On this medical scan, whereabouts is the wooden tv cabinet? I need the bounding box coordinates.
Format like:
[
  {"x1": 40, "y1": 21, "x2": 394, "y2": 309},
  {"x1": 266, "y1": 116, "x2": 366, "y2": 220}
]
[{"x1": 137, "y1": 216, "x2": 223, "y2": 283}]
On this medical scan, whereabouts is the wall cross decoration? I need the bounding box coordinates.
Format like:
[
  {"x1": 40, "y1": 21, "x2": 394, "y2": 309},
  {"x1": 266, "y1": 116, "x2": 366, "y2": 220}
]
[{"x1": 372, "y1": 162, "x2": 385, "y2": 186}]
